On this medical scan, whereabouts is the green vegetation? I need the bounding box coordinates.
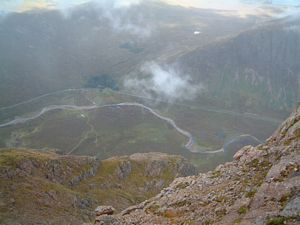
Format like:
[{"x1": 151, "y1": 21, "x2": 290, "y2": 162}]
[
  {"x1": 238, "y1": 206, "x2": 247, "y2": 215},
  {"x1": 75, "y1": 155, "x2": 181, "y2": 210},
  {"x1": 175, "y1": 182, "x2": 190, "y2": 190},
  {"x1": 85, "y1": 75, "x2": 119, "y2": 90},
  {"x1": 146, "y1": 204, "x2": 160, "y2": 214},
  {"x1": 203, "y1": 220, "x2": 213, "y2": 225},
  {"x1": 211, "y1": 170, "x2": 222, "y2": 178},
  {"x1": 232, "y1": 218, "x2": 242, "y2": 224},
  {"x1": 266, "y1": 217, "x2": 285, "y2": 225},
  {"x1": 279, "y1": 194, "x2": 290, "y2": 208},
  {"x1": 245, "y1": 189, "x2": 257, "y2": 198}
]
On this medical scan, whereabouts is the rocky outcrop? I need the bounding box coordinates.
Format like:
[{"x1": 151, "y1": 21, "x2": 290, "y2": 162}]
[
  {"x1": 92, "y1": 104, "x2": 300, "y2": 225},
  {"x1": 127, "y1": 152, "x2": 198, "y2": 178},
  {"x1": 115, "y1": 160, "x2": 132, "y2": 179},
  {"x1": 0, "y1": 150, "x2": 196, "y2": 225},
  {"x1": 94, "y1": 206, "x2": 116, "y2": 225},
  {"x1": 95, "y1": 206, "x2": 116, "y2": 216},
  {"x1": 0, "y1": 150, "x2": 100, "y2": 186}
]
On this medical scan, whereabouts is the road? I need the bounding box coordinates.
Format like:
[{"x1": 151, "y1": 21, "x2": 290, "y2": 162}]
[
  {"x1": 0, "y1": 88, "x2": 283, "y2": 124},
  {"x1": 0, "y1": 102, "x2": 202, "y2": 152}
]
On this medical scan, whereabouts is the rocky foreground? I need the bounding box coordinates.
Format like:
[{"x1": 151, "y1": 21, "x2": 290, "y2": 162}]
[
  {"x1": 91, "y1": 104, "x2": 300, "y2": 225},
  {"x1": 0, "y1": 150, "x2": 196, "y2": 225}
]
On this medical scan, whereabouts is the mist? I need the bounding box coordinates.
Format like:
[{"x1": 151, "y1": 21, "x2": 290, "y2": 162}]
[
  {"x1": 56, "y1": 0, "x2": 152, "y2": 37},
  {"x1": 93, "y1": 0, "x2": 153, "y2": 38},
  {"x1": 0, "y1": 0, "x2": 153, "y2": 37},
  {"x1": 124, "y1": 62, "x2": 204, "y2": 103}
]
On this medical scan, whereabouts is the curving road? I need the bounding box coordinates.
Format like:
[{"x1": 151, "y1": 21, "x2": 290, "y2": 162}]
[
  {"x1": 0, "y1": 88, "x2": 273, "y2": 154},
  {"x1": 0, "y1": 88, "x2": 282, "y2": 124},
  {"x1": 0, "y1": 101, "x2": 265, "y2": 154},
  {"x1": 0, "y1": 102, "x2": 204, "y2": 152}
]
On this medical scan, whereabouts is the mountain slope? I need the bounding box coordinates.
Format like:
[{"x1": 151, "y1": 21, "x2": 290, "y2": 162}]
[
  {"x1": 0, "y1": 150, "x2": 196, "y2": 225},
  {"x1": 0, "y1": 2, "x2": 260, "y2": 107},
  {"x1": 176, "y1": 18, "x2": 300, "y2": 113},
  {"x1": 95, "y1": 103, "x2": 300, "y2": 224}
]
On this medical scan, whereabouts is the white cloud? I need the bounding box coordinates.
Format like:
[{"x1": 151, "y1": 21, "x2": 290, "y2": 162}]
[
  {"x1": 0, "y1": 0, "x2": 151, "y2": 37},
  {"x1": 54, "y1": 0, "x2": 152, "y2": 38},
  {"x1": 96, "y1": 1, "x2": 153, "y2": 38},
  {"x1": 105, "y1": 0, "x2": 142, "y2": 8},
  {"x1": 124, "y1": 62, "x2": 205, "y2": 103}
]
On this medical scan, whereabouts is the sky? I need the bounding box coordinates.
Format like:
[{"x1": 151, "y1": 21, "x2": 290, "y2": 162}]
[
  {"x1": 167, "y1": 0, "x2": 300, "y2": 7},
  {"x1": 167, "y1": 1, "x2": 300, "y2": 9},
  {"x1": 1, "y1": 0, "x2": 299, "y2": 12}
]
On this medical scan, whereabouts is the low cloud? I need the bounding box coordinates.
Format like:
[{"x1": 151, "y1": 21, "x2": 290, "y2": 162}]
[
  {"x1": 96, "y1": 1, "x2": 153, "y2": 38},
  {"x1": 124, "y1": 62, "x2": 205, "y2": 103},
  {"x1": 0, "y1": 0, "x2": 153, "y2": 38},
  {"x1": 58, "y1": 0, "x2": 153, "y2": 38},
  {"x1": 94, "y1": 0, "x2": 142, "y2": 9},
  {"x1": 0, "y1": 0, "x2": 142, "y2": 12},
  {"x1": 52, "y1": 0, "x2": 152, "y2": 38}
]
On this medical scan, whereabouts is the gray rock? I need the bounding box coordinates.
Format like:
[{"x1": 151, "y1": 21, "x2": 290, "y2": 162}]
[
  {"x1": 145, "y1": 160, "x2": 166, "y2": 177},
  {"x1": 177, "y1": 160, "x2": 197, "y2": 177},
  {"x1": 95, "y1": 215, "x2": 118, "y2": 225},
  {"x1": 95, "y1": 206, "x2": 116, "y2": 216},
  {"x1": 115, "y1": 161, "x2": 131, "y2": 179},
  {"x1": 280, "y1": 196, "x2": 300, "y2": 217}
]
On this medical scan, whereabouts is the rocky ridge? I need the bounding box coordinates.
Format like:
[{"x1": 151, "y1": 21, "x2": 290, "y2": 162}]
[
  {"x1": 93, "y1": 104, "x2": 300, "y2": 225},
  {"x1": 0, "y1": 150, "x2": 196, "y2": 225}
]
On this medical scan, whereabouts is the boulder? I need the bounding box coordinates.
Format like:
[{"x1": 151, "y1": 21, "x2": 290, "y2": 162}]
[
  {"x1": 94, "y1": 215, "x2": 118, "y2": 225},
  {"x1": 95, "y1": 206, "x2": 115, "y2": 216}
]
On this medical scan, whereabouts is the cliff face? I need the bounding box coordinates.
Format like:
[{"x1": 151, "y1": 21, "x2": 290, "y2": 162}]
[
  {"x1": 95, "y1": 104, "x2": 300, "y2": 225},
  {"x1": 0, "y1": 150, "x2": 196, "y2": 225}
]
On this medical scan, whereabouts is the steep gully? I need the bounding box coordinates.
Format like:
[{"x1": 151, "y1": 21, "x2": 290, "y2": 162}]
[{"x1": 0, "y1": 89, "x2": 270, "y2": 154}]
